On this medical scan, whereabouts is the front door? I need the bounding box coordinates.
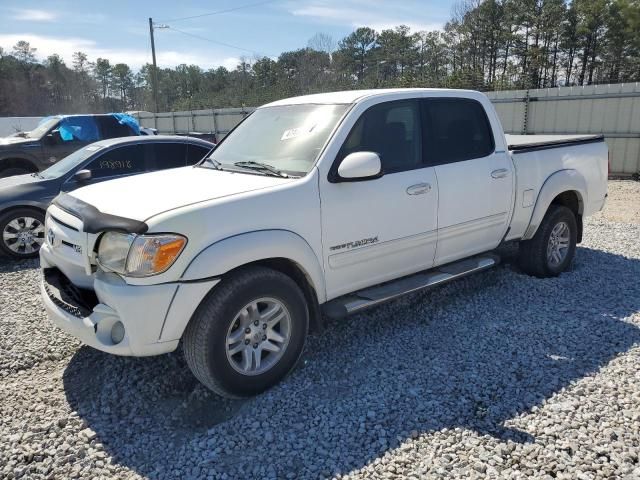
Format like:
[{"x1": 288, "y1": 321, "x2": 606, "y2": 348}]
[
  {"x1": 321, "y1": 99, "x2": 438, "y2": 300},
  {"x1": 45, "y1": 116, "x2": 100, "y2": 165},
  {"x1": 421, "y1": 98, "x2": 514, "y2": 266},
  {"x1": 61, "y1": 144, "x2": 147, "y2": 192}
]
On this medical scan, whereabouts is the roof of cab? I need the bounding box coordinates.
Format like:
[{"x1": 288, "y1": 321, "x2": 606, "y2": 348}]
[
  {"x1": 262, "y1": 88, "x2": 483, "y2": 107},
  {"x1": 86, "y1": 135, "x2": 215, "y2": 149}
]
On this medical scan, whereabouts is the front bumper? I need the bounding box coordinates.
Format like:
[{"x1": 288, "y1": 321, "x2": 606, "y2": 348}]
[
  {"x1": 40, "y1": 266, "x2": 180, "y2": 356},
  {"x1": 40, "y1": 240, "x2": 220, "y2": 357}
]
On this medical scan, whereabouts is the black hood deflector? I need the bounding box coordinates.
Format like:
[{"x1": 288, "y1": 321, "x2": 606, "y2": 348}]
[{"x1": 52, "y1": 193, "x2": 148, "y2": 235}]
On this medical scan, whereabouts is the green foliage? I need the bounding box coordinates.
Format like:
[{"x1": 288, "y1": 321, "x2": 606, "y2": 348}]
[{"x1": 1, "y1": 0, "x2": 640, "y2": 116}]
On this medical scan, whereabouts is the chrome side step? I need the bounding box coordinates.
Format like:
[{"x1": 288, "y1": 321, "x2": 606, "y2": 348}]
[{"x1": 322, "y1": 254, "x2": 500, "y2": 319}]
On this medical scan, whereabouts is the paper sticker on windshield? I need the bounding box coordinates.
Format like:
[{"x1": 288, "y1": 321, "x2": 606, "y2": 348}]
[{"x1": 281, "y1": 124, "x2": 317, "y2": 141}]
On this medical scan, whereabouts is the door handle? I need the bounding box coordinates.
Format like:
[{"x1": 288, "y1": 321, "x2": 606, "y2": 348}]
[
  {"x1": 406, "y1": 183, "x2": 431, "y2": 195},
  {"x1": 491, "y1": 168, "x2": 510, "y2": 179}
]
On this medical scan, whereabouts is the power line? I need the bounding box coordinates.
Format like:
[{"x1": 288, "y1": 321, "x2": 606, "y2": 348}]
[
  {"x1": 158, "y1": 0, "x2": 277, "y2": 23},
  {"x1": 167, "y1": 26, "x2": 274, "y2": 58}
]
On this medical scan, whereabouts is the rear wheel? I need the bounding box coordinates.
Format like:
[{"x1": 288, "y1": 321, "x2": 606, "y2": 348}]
[
  {"x1": 518, "y1": 205, "x2": 577, "y2": 277},
  {"x1": 183, "y1": 266, "x2": 309, "y2": 398},
  {"x1": 0, "y1": 208, "x2": 45, "y2": 259}
]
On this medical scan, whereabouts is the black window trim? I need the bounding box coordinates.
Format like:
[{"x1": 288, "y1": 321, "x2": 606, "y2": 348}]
[
  {"x1": 420, "y1": 97, "x2": 496, "y2": 167},
  {"x1": 328, "y1": 98, "x2": 429, "y2": 183}
]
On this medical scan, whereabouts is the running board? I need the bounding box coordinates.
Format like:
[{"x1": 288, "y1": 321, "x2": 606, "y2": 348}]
[{"x1": 322, "y1": 254, "x2": 500, "y2": 319}]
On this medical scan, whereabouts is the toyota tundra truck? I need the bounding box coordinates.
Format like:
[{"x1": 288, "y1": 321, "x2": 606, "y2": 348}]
[{"x1": 38, "y1": 89, "x2": 608, "y2": 398}]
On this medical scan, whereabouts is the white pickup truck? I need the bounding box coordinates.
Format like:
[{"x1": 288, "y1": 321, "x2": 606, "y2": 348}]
[{"x1": 39, "y1": 89, "x2": 608, "y2": 397}]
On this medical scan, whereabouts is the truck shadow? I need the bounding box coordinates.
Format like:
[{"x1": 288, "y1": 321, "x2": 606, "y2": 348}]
[
  {"x1": 63, "y1": 246, "x2": 640, "y2": 479},
  {"x1": 0, "y1": 254, "x2": 39, "y2": 272}
]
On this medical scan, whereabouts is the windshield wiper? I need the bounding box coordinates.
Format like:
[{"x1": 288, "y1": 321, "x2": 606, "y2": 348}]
[
  {"x1": 233, "y1": 161, "x2": 289, "y2": 178},
  {"x1": 201, "y1": 157, "x2": 223, "y2": 170}
]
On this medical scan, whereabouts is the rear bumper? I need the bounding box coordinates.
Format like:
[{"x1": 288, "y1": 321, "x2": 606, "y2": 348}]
[{"x1": 40, "y1": 264, "x2": 180, "y2": 356}]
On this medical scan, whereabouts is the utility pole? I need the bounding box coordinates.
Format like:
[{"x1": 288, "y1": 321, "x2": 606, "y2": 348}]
[{"x1": 149, "y1": 17, "x2": 160, "y2": 113}]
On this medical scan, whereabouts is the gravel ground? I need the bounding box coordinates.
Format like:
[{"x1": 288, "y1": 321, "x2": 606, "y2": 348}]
[{"x1": 1, "y1": 180, "x2": 639, "y2": 480}]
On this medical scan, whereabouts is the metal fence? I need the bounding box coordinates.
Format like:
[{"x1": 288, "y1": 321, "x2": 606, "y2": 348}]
[
  {"x1": 132, "y1": 107, "x2": 256, "y2": 141},
  {"x1": 487, "y1": 83, "x2": 640, "y2": 175},
  {"x1": 135, "y1": 83, "x2": 640, "y2": 175}
]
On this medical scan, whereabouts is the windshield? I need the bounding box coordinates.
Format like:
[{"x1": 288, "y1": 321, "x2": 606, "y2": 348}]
[
  {"x1": 40, "y1": 144, "x2": 105, "y2": 179},
  {"x1": 206, "y1": 104, "x2": 349, "y2": 176},
  {"x1": 26, "y1": 117, "x2": 60, "y2": 139}
]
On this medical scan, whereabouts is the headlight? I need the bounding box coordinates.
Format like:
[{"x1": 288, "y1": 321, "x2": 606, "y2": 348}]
[{"x1": 97, "y1": 232, "x2": 187, "y2": 277}]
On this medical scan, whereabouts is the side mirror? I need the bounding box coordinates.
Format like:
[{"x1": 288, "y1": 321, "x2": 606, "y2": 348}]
[
  {"x1": 46, "y1": 130, "x2": 63, "y2": 145},
  {"x1": 337, "y1": 152, "x2": 382, "y2": 181},
  {"x1": 73, "y1": 169, "x2": 92, "y2": 182}
]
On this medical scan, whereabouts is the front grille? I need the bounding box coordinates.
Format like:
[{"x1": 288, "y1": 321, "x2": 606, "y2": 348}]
[
  {"x1": 43, "y1": 268, "x2": 98, "y2": 318},
  {"x1": 49, "y1": 214, "x2": 79, "y2": 232},
  {"x1": 45, "y1": 210, "x2": 84, "y2": 260}
]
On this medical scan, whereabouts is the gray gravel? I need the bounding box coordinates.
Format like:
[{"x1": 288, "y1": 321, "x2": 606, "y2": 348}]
[{"x1": 1, "y1": 183, "x2": 640, "y2": 479}]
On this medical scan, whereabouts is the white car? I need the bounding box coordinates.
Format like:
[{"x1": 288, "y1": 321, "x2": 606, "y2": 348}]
[{"x1": 39, "y1": 89, "x2": 608, "y2": 397}]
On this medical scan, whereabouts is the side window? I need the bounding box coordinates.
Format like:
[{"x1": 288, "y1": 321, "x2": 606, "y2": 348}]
[
  {"x1": 338, "y1": 100, "x2": 422, "y2": 173},
  {"x1": 84, "y1": 144, "x2": 146, "y2": 179},
  {"x1": 57, "y1": 116, "x2": 99, "y2": 143},
  {"x1": 96, "y1": 116, "x2": 135, "y2": 139},
  {"x1": 422, "y1": 99, "x2": 495, "y2": 164},
  {"x1": 186, "y1": 143, "x2": 212, "y2": 165},
  {"x1": 142, "y1": 142, "x2": 188, "y2": 170}
]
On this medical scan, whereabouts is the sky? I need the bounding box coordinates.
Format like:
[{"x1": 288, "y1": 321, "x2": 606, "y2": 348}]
[{"x1": 0, "y1": 0, "x2": 452, "y2": 71}]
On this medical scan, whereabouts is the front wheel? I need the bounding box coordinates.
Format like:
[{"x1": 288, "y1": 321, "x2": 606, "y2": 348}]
[
  {"x1": 518, "y1": 205, "x2": 577, "y2": 278},
  {"x1": 0, "y1": 208, "x2": 46, "y2": 258},
  {"x1": 183, "y1": 266, "x2": 309, "y2": 398}
]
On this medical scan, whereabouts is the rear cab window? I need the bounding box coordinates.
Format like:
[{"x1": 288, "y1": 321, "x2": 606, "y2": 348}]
[
  {"x1": 421, "y1": 98, "x2": 495, "y2": 165},
  {"x1": 96, "y1": 116, "x2": 136, "y2": 140}
]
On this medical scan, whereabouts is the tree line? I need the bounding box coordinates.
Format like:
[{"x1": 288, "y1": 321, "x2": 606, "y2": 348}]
[{"x1": 1, "y1": 0, "x2": 639, "y2": 116}]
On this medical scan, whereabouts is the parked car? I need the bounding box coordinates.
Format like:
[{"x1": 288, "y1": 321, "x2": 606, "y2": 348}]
[
  {"x1": 0, "y1": 135, "x2": 213, "y2": 258},
  {"x1": 39, "y1": 89, "x2": 608, "y2": 398},
  {"x1": 0, "y1": 113, "x2": 142, "y2": 178}
]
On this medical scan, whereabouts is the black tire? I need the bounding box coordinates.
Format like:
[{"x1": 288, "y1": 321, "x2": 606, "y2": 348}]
[
  {"x1": 183, "y1": 266, "x2": 309, "y2": 398},
  {"x1": 518, "y1": 205, "x2": 577, "y2": 278},
  {"x1": 0, "y1": 167, "x2": 32, "y2": 178},
  {"x1": 0, "y1": 208, "x2": 46, "y2": 259}
]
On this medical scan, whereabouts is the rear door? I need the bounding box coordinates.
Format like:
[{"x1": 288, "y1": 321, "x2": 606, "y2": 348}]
[
  {"x1": 141, "y1": 142, "x2": 189, "y2": 171},
  {"x1": 422, "y1": 98, "x2": 513, "y2": 265},
  {"x1": 46, "y1": 116, "x2": 100, "y2": 164}
]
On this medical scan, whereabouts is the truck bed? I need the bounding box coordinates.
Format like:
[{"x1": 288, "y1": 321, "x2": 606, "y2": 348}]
[
  {"x1": 506, "y1": 134, "x2": 604, "y2": 153},
  {"x1": 505, "y1": 133, "x2": 609, "y2": 242}
]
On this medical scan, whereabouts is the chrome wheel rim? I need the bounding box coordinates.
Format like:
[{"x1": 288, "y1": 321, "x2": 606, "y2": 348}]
[
  {"x1": 2, "y1": 216, "x2": 44, "y2": 255},
  {"x1": 225, "y1": 297, "x2": 292, "y2": 376},
  {"x1": 547, "y1": 221, "x2": 570, "y2": 267}
]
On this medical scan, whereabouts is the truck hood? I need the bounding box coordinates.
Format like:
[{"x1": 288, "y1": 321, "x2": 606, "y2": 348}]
[
  {"x1": 0, "y1": 136, "x2": 38, "y2": 146},
  {"x1": 0, "y1": 173, "x2": 41, "y2": 190},
  {"x1": 69, "y1": 166, "x2": 292, "y2": 221}
]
